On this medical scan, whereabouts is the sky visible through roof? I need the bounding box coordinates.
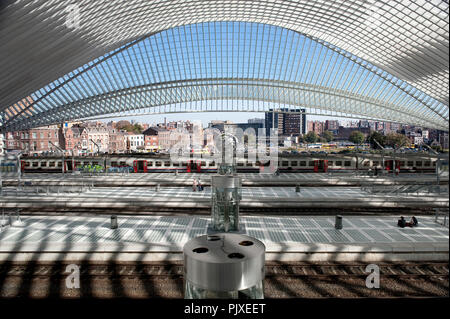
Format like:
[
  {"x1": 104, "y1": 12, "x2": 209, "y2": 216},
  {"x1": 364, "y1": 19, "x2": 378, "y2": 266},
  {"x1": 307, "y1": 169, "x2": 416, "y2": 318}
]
[{"x1": 25, "y1": 21, "x2": 447, "y2": 129}]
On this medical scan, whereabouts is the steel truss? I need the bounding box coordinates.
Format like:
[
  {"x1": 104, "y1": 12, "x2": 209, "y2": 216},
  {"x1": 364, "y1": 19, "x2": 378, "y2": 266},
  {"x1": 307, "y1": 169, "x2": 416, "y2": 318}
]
[{"x1": 0, "y1": 2, "x2": 448, "y2": 132}]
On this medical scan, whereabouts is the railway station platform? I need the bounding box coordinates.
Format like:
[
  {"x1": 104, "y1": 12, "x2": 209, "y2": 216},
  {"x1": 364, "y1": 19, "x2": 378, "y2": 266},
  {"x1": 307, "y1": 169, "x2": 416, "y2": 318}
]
[
  {"x1": 0, "y1": 215, "x2": 447, "y2": 262},
  {"x1": 2, "y1": 172, "x2": 447, "y2": 187},
  {"x1": 1, "y1": 186, "x2": 448, "y2": 211}
]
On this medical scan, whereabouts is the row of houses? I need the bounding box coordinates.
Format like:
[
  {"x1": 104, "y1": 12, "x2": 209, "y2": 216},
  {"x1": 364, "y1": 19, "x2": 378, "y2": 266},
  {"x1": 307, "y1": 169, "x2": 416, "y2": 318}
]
[{"x1": 2, "y1": 123, "x2": 196, "y2": 155}]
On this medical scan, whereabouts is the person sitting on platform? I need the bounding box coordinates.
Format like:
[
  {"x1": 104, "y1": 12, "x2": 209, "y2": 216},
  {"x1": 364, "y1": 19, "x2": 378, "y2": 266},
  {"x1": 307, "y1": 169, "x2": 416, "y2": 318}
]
[
  {"x1": 406, "y1": 216, "x2": 418, "y2": 227},
  {"x1": 397, "y1": 216, "x2": 406, "y2": 228}
]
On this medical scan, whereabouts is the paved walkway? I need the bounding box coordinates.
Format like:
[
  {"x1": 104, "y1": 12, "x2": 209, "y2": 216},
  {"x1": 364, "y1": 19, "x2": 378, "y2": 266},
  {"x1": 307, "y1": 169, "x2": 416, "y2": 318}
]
[{"x1": 0, "y1": 215, "x2": 447, "y2": 261}]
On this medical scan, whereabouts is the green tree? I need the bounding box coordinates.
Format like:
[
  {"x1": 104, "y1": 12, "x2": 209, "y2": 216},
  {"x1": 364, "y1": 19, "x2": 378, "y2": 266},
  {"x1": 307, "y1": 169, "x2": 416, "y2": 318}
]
[
  {"x1": 305, "y1": 131, "x2": 318, "y2": 143},
  {"x1": 321, "y1": 130, "x2": 334, "y2": 142},
  {"x1": 385, "y1": 133, "x2": 410, "y2": 149},
  {"x1": 349, "y1": 131, "x2": 365, "y2": 147},
  {"x1": 368, "y1": 131, "x2": 386, "y2": 149}
]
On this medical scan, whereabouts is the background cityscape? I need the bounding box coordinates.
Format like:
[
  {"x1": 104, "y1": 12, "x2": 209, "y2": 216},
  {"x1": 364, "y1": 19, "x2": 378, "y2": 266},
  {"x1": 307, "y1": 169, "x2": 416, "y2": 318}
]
[{"x1": 1, "y1": 107, "x2": 448, "y2": 156}]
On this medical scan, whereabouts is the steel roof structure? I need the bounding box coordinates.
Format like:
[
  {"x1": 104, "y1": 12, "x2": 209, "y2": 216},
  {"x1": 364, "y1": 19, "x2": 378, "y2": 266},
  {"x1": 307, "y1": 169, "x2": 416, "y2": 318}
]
[{"x1": 0, "y1": 0, "x2": 448, "y2": 132}]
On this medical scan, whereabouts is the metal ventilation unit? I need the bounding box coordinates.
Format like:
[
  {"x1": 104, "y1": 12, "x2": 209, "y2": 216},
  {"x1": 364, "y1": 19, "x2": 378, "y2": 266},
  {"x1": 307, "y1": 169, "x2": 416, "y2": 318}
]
[{"x1": 184, "y1": 233, "x2": 265, "y2": 299}]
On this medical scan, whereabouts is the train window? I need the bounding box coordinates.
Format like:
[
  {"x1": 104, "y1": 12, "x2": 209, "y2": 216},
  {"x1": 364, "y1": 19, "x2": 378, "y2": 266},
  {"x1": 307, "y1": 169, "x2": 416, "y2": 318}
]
[
  {"x1": 25, "y1": 162, "x2": 30, "y2": 167},
  {"x1": 201, "y1": 161, "x2": 206, "y2": 166},
  {"x1": 407, "y1": 161, "x2": 414, "y2": 166},
  {"x1": 399, "y1": 161, "x2": 405, "y2": 166},
  {"x1": 209, "y1": 161, "x2": 215, "y2": 167},
  {"x1": 255, "y1": 161, "x2": 261, "y2": 166},
  {"x1": 424, "y1": 161, "x2": 431, "y2": 167},
  {"x1": 308, "y1": 161, "x2": 315, "y2": 166},
  {"x1": 119, "y1": 161, "x2": 126, "y2": 166},
  {"x1": 148, "y1": 162, "x2": 153, "y2": 167},
  {"x1": 372, "y1": 161, "x2": 379, "y2": 166},
  {"x1": 363, "y1": 161, "x2": 370, "y2": 167},
  {"x1": 41, "y1": 162, "x2": 47, "y2": 167},
  {"x1": 415, "y1": 161, "x2": 422, "y2": 167},
  {"x1": 299, "y1": 161, "x2": 306, "y2": 166},
  {"x1": 93, "y1": 162, "x2": 99, "y2": 165},
  {"x1": 246, "y1": 162, "x2": 253, "y2": 167},
  {"x1": 433, "y1": 162, "x2": 436, "y2": 166},
  {"x1": 155, "y1": 161, "x2": 162, "y2": 167},
  {"x1": 75, "y1": 162, "x2": 81, "y2": 167},
  {"x1": 282, "y1": 161, "x2": 289, "y2": 167},
  {"x1": 57, "y1": 162, "x2": 62, "y2": 167},
  {"x1": 111, "y1": 161, "x2": 118, "y2": 167},
  {"x1": 237, "y1": 162, "x2": 244, "y2": 166},
  {"x1": 172, "y1": 162, "x2": 179, "y2": 167},
  {"x1": 182, "y1": 162, "x2": 187, "y2": 167},
  {"x1": 291, "y1": 161, "x2": 297, "y2": 166},
  {"x1": 164, "y1": 161, "x2": 171, "y2": 167},
  {"x1": 48, "y1": 161, "x2": 55, "y2": 167},
  {"x1": 335, "y1": 161, "x2": 342, "y2": 166},
  {"x1": 328, "y1": 161, "x2": 333, "y2": 166},
  {"x1": 32, "y1": 162, "x2": 39, "y2": 167},
  {"x1": 83, "y1": 162, "x2": 90, "y2": 166},
  {"x1": 344, "y1": 161, "x2": 351, "y2": 166}
]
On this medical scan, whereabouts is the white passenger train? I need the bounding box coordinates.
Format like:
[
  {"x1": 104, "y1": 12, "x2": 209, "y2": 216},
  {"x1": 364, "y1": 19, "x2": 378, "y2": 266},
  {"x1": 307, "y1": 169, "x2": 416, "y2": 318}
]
[{"x1": 1, "y1": 153, "x2": 444, "y2": 174}]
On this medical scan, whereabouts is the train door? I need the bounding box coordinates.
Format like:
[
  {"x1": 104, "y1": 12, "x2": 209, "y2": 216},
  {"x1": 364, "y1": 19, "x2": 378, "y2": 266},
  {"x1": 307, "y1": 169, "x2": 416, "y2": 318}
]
[
  {"x1": 134, "y1": 160, "x2": 147, "y2": 173},
  {"x1": 187, "y1": 161, "x2": 191, "y2": 173},
  {"x1": 65, "y1": 160, "x2": 73, "y2": 172},
  {"x1": 315, "y1": 160, "x2": 327, "y2": 173},
  {"x1": 196, "y1": 161, "x2": 201, "y2": 173},
  {"x1": 20, "y1": 160, "x2": 26, "y2": 172},
  {"x1": 143, "y1": 161, "x2": 148, "y2": 173},
  {"x1": 386, "y1": 160, "x2": 393, "y2": 172},
  {"x1": 314, "y1": 160, "x2": 318, "y2": 173}
]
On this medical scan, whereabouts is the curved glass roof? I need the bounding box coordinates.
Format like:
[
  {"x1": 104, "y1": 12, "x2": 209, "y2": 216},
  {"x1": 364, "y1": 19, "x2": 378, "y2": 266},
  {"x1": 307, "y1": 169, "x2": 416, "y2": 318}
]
[{"x1": 0, "y1": 0, "x2": 448, "y2": 131}]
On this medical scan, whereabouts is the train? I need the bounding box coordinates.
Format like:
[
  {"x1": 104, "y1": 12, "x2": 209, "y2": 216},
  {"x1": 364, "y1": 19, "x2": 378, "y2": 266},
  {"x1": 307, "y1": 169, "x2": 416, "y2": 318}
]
[{"x1": 1, "y1": 152, "x2": 445, "y2": 174}]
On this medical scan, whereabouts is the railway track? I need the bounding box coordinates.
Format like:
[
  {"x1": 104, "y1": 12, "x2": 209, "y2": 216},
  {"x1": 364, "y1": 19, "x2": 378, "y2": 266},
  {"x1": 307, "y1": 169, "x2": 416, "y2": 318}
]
[
  {"x1": 0, "y1": 261, "x2": 447, "y2": 298},
  {"x1": 1, "y1": 262, "x2": 447, "y2": 278},
  {"x1": 3, "y1": 206, "x2": 439, "y2": 216}
]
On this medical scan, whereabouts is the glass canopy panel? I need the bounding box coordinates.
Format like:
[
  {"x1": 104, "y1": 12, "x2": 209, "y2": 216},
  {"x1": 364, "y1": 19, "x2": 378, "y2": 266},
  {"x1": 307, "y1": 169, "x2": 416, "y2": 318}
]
[{"x1": 0, "y1": 1, "x2": 448, "y2": 131}]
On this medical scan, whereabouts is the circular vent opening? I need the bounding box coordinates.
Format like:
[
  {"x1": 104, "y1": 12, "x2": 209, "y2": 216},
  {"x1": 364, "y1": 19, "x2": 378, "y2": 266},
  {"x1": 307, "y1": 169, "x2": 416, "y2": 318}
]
[
  {"x1": 228, "y1": 253, "x2": 245, "y2": 259},
  {"x1": 207, "y1": 235, "x2": 221, "y2": 241},
  {"x1": 239, "y1": 240, "x2": 254, "y2": 246},
  {"x1": 193, "y1": 247, "x2": 209, "y2": 253}
]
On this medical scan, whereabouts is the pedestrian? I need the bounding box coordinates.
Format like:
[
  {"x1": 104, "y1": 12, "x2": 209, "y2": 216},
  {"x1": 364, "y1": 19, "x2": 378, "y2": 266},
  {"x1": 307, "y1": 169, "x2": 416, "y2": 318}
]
[
  {"x1": 397, "y1": 216, "x2": 406, "y2": 228},
  {"x1": 197, "y1": 180, "x2": 202, "y2": 192},
  {"x1": 192, "y1": 179, "x2": 197, "y2": 192}
]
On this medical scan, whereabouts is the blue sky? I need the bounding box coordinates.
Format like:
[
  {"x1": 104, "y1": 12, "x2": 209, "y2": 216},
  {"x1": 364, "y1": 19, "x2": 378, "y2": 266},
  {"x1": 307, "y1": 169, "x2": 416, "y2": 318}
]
[
  {"x1": 28, "y1": 20, "x2": 439, "y2": 128},
  {"x1": 102, "y1": 112, "x2": 347, "y2": 127}
]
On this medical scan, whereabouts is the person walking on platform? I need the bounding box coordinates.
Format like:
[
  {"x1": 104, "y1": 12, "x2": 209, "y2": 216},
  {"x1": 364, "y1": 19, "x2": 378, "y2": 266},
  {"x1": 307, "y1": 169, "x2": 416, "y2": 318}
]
[
  {"x1": 192, "y1": 179, "x2": 197, "y2": 192},
  {"x1": 197, "y1": 180, "x2": 203, "y2": 192}
]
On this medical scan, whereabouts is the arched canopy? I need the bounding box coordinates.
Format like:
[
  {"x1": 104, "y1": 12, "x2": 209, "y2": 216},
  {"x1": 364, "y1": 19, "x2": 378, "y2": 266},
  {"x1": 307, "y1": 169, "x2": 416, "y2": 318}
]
[{"x1": 0, "y1": 0, "x2": 448, "y2": 131}]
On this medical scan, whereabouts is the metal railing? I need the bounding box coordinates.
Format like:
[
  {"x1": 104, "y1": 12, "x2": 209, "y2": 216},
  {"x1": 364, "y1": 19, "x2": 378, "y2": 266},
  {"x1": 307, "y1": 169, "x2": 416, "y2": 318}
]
[
  {"x1": 434, "y1": 208, "x2": 449, "y2": 228},
  {"x1": 362, "y1": 183, "x2": 448, "y2": 196}
]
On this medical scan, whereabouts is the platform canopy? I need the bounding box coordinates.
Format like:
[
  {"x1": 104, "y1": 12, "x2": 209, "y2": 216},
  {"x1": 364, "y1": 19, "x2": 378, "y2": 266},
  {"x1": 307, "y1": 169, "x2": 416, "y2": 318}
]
[{"x1": 0, "y1": 0, "x2": 448, "y2": 132}]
